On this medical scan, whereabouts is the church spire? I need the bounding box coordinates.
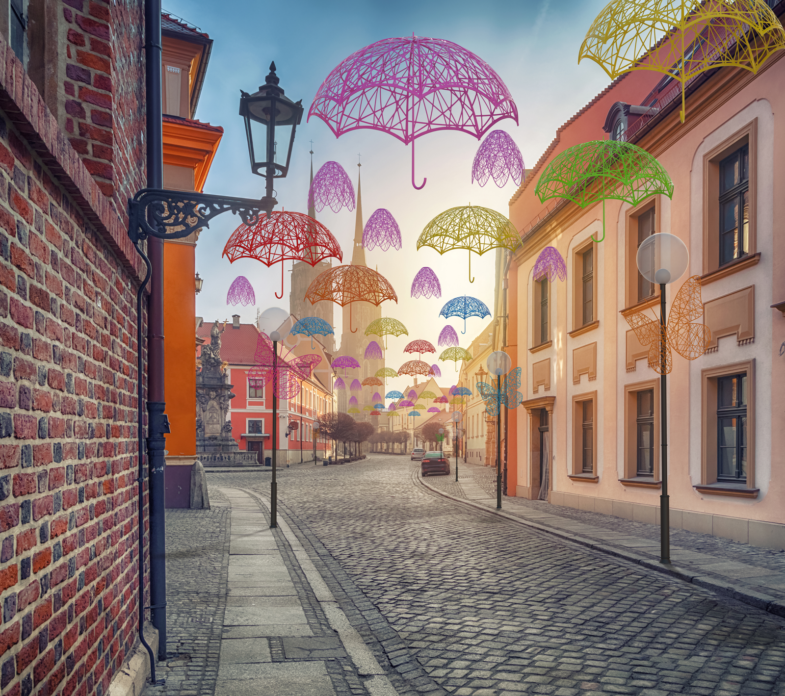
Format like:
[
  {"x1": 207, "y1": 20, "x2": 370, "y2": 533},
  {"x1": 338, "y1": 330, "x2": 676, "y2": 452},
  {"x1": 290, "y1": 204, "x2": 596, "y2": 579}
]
[
  {"x1": 307, "y1": 145, "x2": 316, "y2": 220},
  {"x1": 351, "y1": 158, "x2": 366, "y2": 267}
]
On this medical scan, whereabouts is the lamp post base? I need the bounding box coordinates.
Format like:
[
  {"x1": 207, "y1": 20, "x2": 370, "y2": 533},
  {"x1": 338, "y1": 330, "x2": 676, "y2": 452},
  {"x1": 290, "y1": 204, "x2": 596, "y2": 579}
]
[{"x1": 660, "y1": 492, "x2": 670, "y2": 563}]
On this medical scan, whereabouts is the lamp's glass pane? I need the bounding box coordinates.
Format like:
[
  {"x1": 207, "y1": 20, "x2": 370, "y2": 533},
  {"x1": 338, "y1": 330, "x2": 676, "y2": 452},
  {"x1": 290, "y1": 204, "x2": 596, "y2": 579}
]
[{"x1": 273, "y1": 124, "x2": 294, "y2": 169}]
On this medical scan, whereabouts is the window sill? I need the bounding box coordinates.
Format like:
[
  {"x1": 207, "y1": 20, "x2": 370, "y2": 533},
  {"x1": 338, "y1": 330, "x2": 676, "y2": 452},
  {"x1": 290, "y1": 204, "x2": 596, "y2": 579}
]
[
  {"x1": 694, "y1": 483, "x2": 759, "y2": 498},
  {"x1": 569, "y1": 320, "x2": 599, "y2": 338},
  {"x1": 620, "y1": 477, "x2": 661, "y2": 488},
  {"x1": 241, "y1": 433, "x2": 269, "y2": 438},
  {"x1": 567, "y1": 473, "x2": 599, "y2": 483},
  {"x1": 620, "y1": 295, "x2": 659, "y2": 319},
  {"x1": 529, "y1": 340, "x2": 552, "y2": 355},
  {"x1": 700, "y1": 252, "x2": 761, "y2": 286}
]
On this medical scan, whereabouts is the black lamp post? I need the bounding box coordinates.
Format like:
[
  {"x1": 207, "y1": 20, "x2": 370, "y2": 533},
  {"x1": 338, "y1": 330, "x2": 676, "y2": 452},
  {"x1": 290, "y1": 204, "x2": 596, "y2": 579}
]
[
  {"x1": 240, "y1": 62, "x2": 304, "y2": 217},
  {"x1": 269, "y1": 330, "x2": 282, "y2": 528},
  {"x1": 128, "y1": 56, "x2": 301, "y2": 669},
  {"x1": 487, "y1": 351, "x2": 511, "y2": 509},
  {"x1": 635, "y1": 233, "x2": 689, "y2": 564}
]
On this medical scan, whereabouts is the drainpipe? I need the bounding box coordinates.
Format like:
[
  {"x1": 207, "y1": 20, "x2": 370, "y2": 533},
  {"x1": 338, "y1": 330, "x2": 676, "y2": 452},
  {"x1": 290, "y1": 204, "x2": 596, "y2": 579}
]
[
  {"x1": 144, "y1": 0, "x2": 168, "y2": 663},
  {"x1": 501, "y1": 249, "x2": 512, "y2": 496}
]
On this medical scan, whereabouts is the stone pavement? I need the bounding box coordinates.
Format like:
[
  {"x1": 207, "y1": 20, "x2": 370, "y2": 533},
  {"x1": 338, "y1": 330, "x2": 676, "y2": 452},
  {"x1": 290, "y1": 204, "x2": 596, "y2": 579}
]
[
  {"x1": 424, "y1": 459, "x2": 785, "y2": 619},
  {"x1": 209, "y1": 456, "x2": 785, "y2": 696},
  {"x1": 142, "y1": 483, "x2": 398, "y2": 696}
]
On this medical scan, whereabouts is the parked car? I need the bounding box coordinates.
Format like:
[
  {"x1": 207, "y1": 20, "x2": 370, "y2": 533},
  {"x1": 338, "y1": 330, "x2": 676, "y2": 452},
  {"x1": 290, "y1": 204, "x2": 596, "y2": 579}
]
[
  {"x1": 420, "y1": 451, "x2": 450, "y2": 477},
  {"x1": 410, "y1": 448, "x2": 425, "y2": 461}
]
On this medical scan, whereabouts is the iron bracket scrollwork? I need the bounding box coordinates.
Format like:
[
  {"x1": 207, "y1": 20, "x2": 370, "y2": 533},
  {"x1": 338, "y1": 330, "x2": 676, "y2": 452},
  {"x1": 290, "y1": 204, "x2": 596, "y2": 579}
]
[{"x1": 128, "y1": 188, "x2": 272, "y2": 243}]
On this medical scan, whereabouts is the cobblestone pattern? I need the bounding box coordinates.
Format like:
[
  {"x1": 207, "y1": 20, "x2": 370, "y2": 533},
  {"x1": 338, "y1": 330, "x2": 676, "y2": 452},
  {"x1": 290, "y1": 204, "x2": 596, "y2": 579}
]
[
  {"x1": 211, "y1": 457, "x2": 785, "y2": 696},
  {"x1": 142, "y1": 504, "x2": 230, "y2": 696},
  {"x1": 454, "y1": 461, "x2": 785, "y2": 575}
]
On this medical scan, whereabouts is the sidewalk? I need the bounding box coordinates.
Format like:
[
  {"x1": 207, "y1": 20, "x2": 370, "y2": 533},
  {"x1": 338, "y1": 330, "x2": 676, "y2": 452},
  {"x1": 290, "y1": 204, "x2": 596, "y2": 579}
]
[
  {"x1": 421, "y1": 459, "x2": 785, "y2": 619},
  {"x1": 143, "y1": 487, "x2": 398, "y2": 696}
]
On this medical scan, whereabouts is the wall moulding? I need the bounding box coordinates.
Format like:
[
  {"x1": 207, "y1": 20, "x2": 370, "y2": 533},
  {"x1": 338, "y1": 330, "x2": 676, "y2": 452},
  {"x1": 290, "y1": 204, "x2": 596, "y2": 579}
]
[
  {"x1": 532, "y1": 358, "x2": 551, "y2": 394},
  {"x1": 703, "y1": 285, "x2": 755, "y2": 352},
  {"x1": 573, "y1": 342, "x2": 597, "y2": 384}
]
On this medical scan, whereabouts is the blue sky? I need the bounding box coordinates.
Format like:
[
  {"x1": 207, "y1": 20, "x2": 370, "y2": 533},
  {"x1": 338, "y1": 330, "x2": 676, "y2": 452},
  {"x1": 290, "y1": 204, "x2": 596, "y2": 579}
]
[{"x1": 166, "y1": 0, "x2": 613, "y2": 391}]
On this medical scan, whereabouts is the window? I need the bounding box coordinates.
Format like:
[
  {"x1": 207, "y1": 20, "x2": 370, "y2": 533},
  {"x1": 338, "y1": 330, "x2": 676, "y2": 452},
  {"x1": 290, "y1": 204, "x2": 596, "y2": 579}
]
[
  {"x1": 582, "y1": 249, "x2": 593, "y2": 326},
  {"x1": 572, "y1": 241, "x2": 598, "y2": 333},
  {"x1": 247, "y1": 420, "x2": 264, "y2": 434},
  {"x1": 248, "y1": 378, "x2": 264, "y2": 399},
  {"x1": 718, "y1": 145, "x2": 749, "y2": 267},
  {"x1": 581, "y1": 401, "x2": 593, "y2": 473},
  {"x1": 636, "y1": 390, "x2": 655, "y2": 476},
  {"x1": 702, "y1": 121, "x2": 757, "y2": 279},
  {"x1": 532, "y1": 277, "x2": 550, "y2": 348},
  {"x1": 10, "y1": 0, "x2": 25, "y2": 59},
  {"x1": 717, "y1": 374, "x2": 747, "y2": 483},
  {"x1": 610, "y1": 117, "x2": 625, "y2": 142},
  {"x1": 637, "y1": 208, "x2": 655, "y2": 301},
  {"x1": 571, "y1": 392, "x2": 597, "y2": 479},
  {"x1": 624, "y1": 199, "x2": 661, "y2": 310},
  {"x1": 699, "y1": 360, "x2": 756, "y2": 495},
  {"x1": 540, "y1": 279, "x2": 548, "y2": 343}
]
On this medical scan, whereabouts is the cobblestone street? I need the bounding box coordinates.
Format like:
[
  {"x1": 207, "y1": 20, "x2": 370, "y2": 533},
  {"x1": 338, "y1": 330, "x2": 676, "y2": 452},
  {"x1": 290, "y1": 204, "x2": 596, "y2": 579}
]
[{"x1": 191, "y1": 455, "x2": 785, "y2": 696}]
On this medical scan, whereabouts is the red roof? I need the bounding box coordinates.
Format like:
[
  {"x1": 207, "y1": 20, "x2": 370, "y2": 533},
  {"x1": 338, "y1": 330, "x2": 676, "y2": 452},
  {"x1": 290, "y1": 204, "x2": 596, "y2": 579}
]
[
  {"x1": 163, "y1": 114, "x2": 224, "y2": 133},
  {"x1": 162, "y1": 13, "x2": 210, "y2": 41},
  {"x1": 197, "y1": 322, "x2": 259, "y2": 366}
]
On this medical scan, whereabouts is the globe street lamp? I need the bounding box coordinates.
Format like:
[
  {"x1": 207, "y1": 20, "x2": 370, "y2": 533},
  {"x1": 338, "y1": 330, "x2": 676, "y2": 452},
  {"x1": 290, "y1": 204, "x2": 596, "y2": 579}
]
[
  {"x1": 270, "y1": 330, "x2": 282, "y2": 528},
  {"x1": 636, "y1": 233, "x2": 689, "y2": 563},
  {"x1": 487, "y1": 351, "x2": 511, "y2": 509}
]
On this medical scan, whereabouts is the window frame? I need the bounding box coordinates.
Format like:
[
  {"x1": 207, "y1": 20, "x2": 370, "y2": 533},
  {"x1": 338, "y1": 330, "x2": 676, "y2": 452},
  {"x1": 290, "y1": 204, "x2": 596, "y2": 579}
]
[
  {"x1": 716, "y1": 373, "x2": 748, "y2": 483},
  {"x1": 571, "y1": 239, "x2": 599, "y2": 333},
  {"x1": 635, "y1": 390, "x2": 655, "y2": 477},
  {"x1": 623, "y1": 197, "x2": 662, "y2": 312},
  {"x1": 701, "y1": 119, "x2": 758, "y2": 279},
  {"x1": 248, "y1": 376, "x2": 265, "y2": 400},
  {"x1": 570, "y1": 391, "x2": 598, "y2": 480},
  {"x1": 699, "y1": 360, "x2": 757, "y2": 495},
  {"x1": 622, "y1": 380, "x2": 660, "y2": 485},
  {"x1": 532, "y1": 276, "x2": 551, "y2": 349},
  {"x1": 246, "y1": 419, "x2": 265, "y2": 435},
  {"x1": 717, "y1": 144, "x2": 750, "y2": 268}
]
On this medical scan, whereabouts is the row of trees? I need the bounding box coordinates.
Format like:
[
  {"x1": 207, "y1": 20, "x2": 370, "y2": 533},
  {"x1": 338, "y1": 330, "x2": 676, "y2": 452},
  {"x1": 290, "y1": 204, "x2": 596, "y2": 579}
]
[
  {"x1": 316, "y1": 412, "x2": 376, "y2": 459},
  {"x1": 367, "y1": 430, "x2": 411, "y2": 453},
  {"x1": 415, "y1": 421, "x2": 451, "y2": 452}
]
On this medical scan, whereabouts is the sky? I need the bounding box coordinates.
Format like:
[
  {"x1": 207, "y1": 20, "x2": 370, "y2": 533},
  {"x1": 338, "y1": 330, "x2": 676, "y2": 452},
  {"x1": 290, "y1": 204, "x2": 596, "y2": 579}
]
[{"x1": 166, "y1": 0, "x2": 614, "y2": 395}]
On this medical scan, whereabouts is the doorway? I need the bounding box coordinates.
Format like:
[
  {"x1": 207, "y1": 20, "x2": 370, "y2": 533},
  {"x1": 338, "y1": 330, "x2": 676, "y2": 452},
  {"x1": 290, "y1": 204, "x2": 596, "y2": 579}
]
[
  {"x1": 247, "y1": 441, "x2": 264, "y2": 465},
  {"x1": 538, "y1": 409, "x2": 550, "y2": 500}
]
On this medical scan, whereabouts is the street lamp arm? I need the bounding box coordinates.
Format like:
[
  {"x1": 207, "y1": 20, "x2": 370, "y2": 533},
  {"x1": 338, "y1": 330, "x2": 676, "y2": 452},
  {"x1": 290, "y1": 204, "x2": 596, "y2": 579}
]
[{"x1": 128, "y1": 188, "x2": 271, "y2": 243}]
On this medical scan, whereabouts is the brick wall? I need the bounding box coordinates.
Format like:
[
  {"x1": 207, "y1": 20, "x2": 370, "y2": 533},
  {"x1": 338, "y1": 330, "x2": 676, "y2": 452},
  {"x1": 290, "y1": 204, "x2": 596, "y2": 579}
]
[
  {"x1": 0, "y1": 8, "x2": 149, "y2": 696},
  {"x1": 62, "y1": 0, "x2": 146, "y2": 219}
]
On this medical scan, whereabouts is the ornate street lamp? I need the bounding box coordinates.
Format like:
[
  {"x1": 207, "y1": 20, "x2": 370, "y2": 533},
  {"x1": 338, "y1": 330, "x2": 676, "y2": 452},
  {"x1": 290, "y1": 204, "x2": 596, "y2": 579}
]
[
  {"x1": 194, "y1": 272, "x2": 203, "y2": 295},
  {"x1": 636, "y1": 233, "x2": 688, "y2": 563},
  {"x1": 487, "y1": 351, "x2": 511, "y2": 509},
  {"x1": 240, "y1": 62, "x2": 304, "y2": 216}
]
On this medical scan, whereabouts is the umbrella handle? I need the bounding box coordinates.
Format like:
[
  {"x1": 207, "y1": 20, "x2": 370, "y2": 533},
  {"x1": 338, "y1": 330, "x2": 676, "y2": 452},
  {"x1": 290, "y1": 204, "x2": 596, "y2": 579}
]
[
  {"x1": 680, "y1": 82, "x2": 686, "y2": 124},
  {"x1": 591, "y1": 199, "x2": 606, "y2": 243},
  {"x1": 349, "y1": 303, "x2": 358, "y2": 333},
  {"x1": 412, "y1": 141, "x2": 426, "y2": 190},
  {"x1": 468, "y1": 250, "x2": 475, "y2": 283},
  {"x1": 275, "y1": 263, "x2": 284, "y2": 299},
  {"x1": 461, "y1": 316, "x2": 467, "y2": 335}
]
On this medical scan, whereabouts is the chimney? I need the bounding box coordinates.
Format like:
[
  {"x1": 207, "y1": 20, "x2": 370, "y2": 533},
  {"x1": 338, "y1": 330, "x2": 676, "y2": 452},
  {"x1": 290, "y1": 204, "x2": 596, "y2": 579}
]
[
  {"x1": 414, "y1": 377, "x2": 418, "y2": 386},
  {"x1": 232, "y1": 314, "x2": 240, "y2": 329}
]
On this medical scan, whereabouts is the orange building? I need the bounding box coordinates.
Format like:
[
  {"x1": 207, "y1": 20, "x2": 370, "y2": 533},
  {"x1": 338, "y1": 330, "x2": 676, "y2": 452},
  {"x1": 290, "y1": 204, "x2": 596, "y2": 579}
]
[{"x1": 160, "y1": 14, "x2": 223, "y2": 506}]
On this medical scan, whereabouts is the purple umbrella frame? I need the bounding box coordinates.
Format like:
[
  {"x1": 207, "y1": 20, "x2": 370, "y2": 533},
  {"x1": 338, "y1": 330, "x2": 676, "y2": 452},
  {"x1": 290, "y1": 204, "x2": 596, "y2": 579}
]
[
  {"x1": 431, "y1": 364, "x2": 442, "y2": 378},
  {"x1": 438, "y1": 325, "x2": 459, "y2": 348},
  {"x1": 227, "y1": 276, "x2": 255, "y2": 307},
  {"x1": 308, "y1": 161, "x2": 355, "y2": 213},
  {"x1": 363, "y1": 209, "x2": 402, "y2": 251},
  {"x1": 411, "y1": 267, "x2": 441, "y2": 299},
  {"x1": 350, "y1": 379, "x2": 362, "y2": 392},
  {"x1": 309, "y1": 35, "x2": 518, "y2": 190},
  {"x1": 533, "y1": 246, "x2": 567, "y2": 283},
  {"x1": 364, "y1": 341, "x2": 383, "y2": 360},
  {"x1": 472, "y1": 130, "x2": 525, "y2": 188}
]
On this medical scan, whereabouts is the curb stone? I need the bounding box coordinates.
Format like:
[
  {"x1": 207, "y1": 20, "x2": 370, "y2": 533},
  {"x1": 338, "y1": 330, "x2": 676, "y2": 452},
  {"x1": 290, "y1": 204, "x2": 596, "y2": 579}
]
[
  {"x1": 415, "y1": 466, "x2": 785, "y2": 621},
  {"x1": 107, "y1": 624, "x2": 159, "y2": 696}
]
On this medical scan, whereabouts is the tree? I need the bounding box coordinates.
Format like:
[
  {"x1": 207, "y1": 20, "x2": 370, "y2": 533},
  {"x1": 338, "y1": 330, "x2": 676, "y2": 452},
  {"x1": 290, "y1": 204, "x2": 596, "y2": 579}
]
[
  {"x1": 420, "y1": 421, "x2": 445, "y2": 452},
  {"x1": 317, "y1": 412, "x2": 356, "y2": 459}
]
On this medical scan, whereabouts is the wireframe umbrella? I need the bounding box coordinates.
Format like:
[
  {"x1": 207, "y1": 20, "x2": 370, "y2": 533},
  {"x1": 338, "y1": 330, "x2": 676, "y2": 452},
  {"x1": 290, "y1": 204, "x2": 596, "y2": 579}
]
[
  {"x1": 364, "y1": 341, "x2": 383, "y2": 360},
  {"x1": 227, "y1": 276, "x2": 255, "y2": 306},
  {"x1": 535, "y1": 140, "x2": 673, "y2": 243},
  {"x1": 439, "y1": 347, "x2": 473, "y2": 372},
  {"x1": 399, "y1": 400, "x2": 415, "y2": 409},
  {"x1": 533, "y1": 248, "x2": 567, "y2": 283},
  {"x1": 398, "y1": 361, "x2": 434, "y2": 378},
  {"x1": 472, "y1": 130, "x2": 525, "y2": 188},
  {"x1": 248, "y1": 332, "x2": 322, "y2": 400},
  {"x1": 417, "y1": 205, "x2": 520, "y2": 282},
  {"x1": 347, "y1": 407, "x2": 360, "y2": 414},
  {"x1": 372, "y1": 392, "x2": 383, "y2": 402},
  {"x1": 431, "y1": 364, "x2": 442, "y2": 378},
  {"x1": 439, "y1": 296, "x2": 491, "y2": 334},
  {"x1": 376, "y1": 367, "x2": 399, "y2": 385},
  {"x1": 365, "y1": 317, "x2": 408, "y2": 349},
  {"x1": 290, "y1": 316, "x2": 335, "y2": 349},
  {"x1": 332, "y1": 356, "x2": 360, "y2": 377},
  {"x1": 404, "y1": 339, "x2": 436, "y2": 360},
  {"x1": 362, "y1": 377, "x2": 383, "y2": 387},
  {"x1": 306, "y1": 265, "x2": 397, "y2": 333},
  {"x1": 223, "y1": 211, "x2": 342, "y2": 299},
  {"x1": 350, "y1": 379, "x2": 362, "y2": 391},
  {"x1": 578, "y1": 0, "x2": 785, "y2": 123},
  {"x1": 407, "y1": 389, "x2": 417, "y2": 399},
  {"x1": 427, "y1": 406, "x2": 440, "y2": 413},
  {"x1": 386, "y1": 390, "x2": 404, "y2": 399},
  {"x1": 308, "y1": 161, "x2": 355, "y2": 213},
  {"x1": 309, "y1": 35, "x2": 518, "y2": 189},
  {"x1": 349, "y1": 395, "x2": 359, "y2": 406},
  {"x1": 438, "y1": 326, "x2": 459, "y2": 347},
  {"x1": 363, "y1": 209, "x2": 402, "y2": 251},
  {"x1": 411, "y1": 267, "x2": 441, "y2": 299},
  {"x1": 334, "y1": 377, "x2": 346, "y2": 390}
]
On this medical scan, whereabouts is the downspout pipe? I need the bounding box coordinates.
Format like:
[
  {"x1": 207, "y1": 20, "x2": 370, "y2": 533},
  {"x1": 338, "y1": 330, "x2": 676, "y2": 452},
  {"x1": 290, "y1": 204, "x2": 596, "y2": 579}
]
[
  {"x1": 501, "y1": 249, "x2": 512, "y2": 496},
  {"x1": 144, "y1": 0, "x2": 168, "y2": 663}
]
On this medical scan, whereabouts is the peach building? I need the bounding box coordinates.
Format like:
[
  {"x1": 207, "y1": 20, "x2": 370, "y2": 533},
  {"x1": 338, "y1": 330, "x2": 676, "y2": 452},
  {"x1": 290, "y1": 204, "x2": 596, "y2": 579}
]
[{"x1": 506, "y1": 18, "x2": 785, "y2": 549}]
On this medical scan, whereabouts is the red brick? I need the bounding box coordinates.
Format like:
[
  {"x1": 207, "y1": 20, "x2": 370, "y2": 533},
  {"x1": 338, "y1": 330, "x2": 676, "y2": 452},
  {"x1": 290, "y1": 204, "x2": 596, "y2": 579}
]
[
  {"x1": 32, "y1": 389, "x2": 53, "y2": 412},
  {"x1": 48, "y1": 467, "x2": 65, "y2": 490},
  {"x1": 92, "y1": 143, "x2": 113, "y2": 161},
  {"x1": 0, "y1": 563, "x2": 17, "y2": 593},
  {"x1": 0, "y1": 380, "x2": 14, "y2": 407},
  {"x1": 17, "y1": 580, "x2": 39, "y2": 610},
  {"x1": 0, "y1": 622, "x2": 20, "y2": 658},
  {"x1": 33, "y1": 444, "x2": 52, "y2": 467},
  {"x1": 0, "y1": 141, "x2": 14, "y2": 175},
  {"x1": 10, "y1": 245, "x2": 35, "y2": 279},
  {"x1": 67, "y1": 28, "x2": 86, "y2": 46},
  {"x1": 0, "y1": 445, "x2": 20, "y2": 469},
  {"x1": 78, "y1": 122, "x2": 112, "y2": 145},
  {"x1": 51, "y1": 516, "x2": 68, "y2": 538},
  {"x1": 0, "y1": 503, "x2": 19, "y2": 531},
  {"x1": 69, "y1": 137, "x2": 89, "y2": 155},
  {"x1": 33, "y1": 548, "x2": 52, "y2": 575},
  {"x1": 33, "y1": 647, "x2": 55, "y2": 683},
  {"x1": 94, "y1": 74, "x2": 112, "y2": 93},
  {"x1": 28, "y1": 177, "x2": 49, "y2": 211},
  {"x1": 91, "y1": 109, "x2": 112, "y2": 127},
  {"x1": 44, "y1": 220, "x2": 63, "y2": 249},
  {"x1": 78, "y1": 86, "x2": 111, "y2": 109},
  {"x1": 89, "y1": 36, "x2": 111, "y2": 57},
  {"x1": 88, "y1": 1, "x2": 110, "y2": 21},
  {"x1": 75, "y1": 13, "x2": 109, "y2": 39},
  {"x1": 9, "y1": 189, "x2": 33, "y2": 225},
  {"x1": 15, "y1": 528, "x2": 37, "y2": 555},
  {"x1": 83, "y1": 158, "x2": 113, "y2": 180},
  {"x1": 8, "y1": 132, "x2": 32, "y2": 170},
  {"x1": 13, "y1": 414, "x2": 37, "y2": 439},
  {"x1": 15, "y1": 637, "x2": 38, "y2": 673},
  {"x1": 0, "y1": 321, "x2": 19, "y2": 348},
  {"x1": 32, "y1": 496, "x2": 53, "y2": 520},
  {"x1": 29, "y1": 285, "x2": 50, "y2": 312},
  {"x1": 77, "y1": 49, "x2": 110, "y2": 74},
  {"x1": 12, "y1": 473, "x2": 36, "y2": 497}
]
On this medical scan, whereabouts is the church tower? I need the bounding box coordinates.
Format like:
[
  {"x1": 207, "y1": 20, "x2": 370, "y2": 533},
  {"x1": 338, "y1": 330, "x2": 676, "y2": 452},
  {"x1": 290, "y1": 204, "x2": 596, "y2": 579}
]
[
  {"x1": 336, "y1": 162, "x2": 385, "y2": 417},
  {"x1": 289, "y1": 150, "x2": 335, "y2": 354}
]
